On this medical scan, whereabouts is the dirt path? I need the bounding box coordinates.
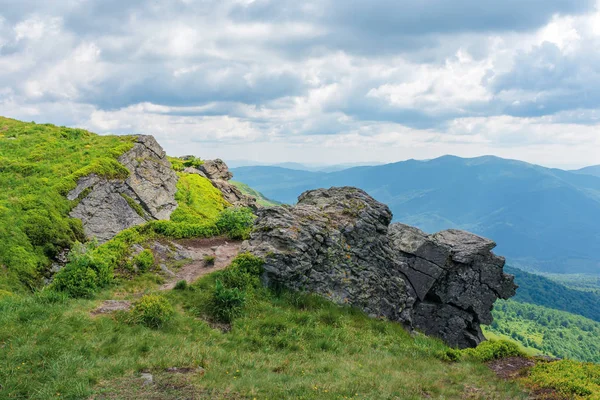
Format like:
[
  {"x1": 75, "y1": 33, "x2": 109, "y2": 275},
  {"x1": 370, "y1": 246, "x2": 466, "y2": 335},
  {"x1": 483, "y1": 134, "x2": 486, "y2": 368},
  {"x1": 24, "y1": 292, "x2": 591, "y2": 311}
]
[{"x1": 159, "y1": 237, "x2": 242, "y2": 290}]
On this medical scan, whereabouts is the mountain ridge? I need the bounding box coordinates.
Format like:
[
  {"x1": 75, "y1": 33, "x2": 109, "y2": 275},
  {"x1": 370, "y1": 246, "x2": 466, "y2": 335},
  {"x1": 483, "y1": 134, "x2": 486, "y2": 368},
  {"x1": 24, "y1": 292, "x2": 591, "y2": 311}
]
[{"x1": 232, "y1": 156, "x2": 600, "y2": 273}]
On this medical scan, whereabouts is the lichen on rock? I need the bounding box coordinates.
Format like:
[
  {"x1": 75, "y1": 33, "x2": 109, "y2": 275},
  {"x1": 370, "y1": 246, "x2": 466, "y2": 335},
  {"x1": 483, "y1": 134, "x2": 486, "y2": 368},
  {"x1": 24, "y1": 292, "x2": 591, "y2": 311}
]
[{"x1": 242, "y1": 186, "x2": 517, "y2": 348}]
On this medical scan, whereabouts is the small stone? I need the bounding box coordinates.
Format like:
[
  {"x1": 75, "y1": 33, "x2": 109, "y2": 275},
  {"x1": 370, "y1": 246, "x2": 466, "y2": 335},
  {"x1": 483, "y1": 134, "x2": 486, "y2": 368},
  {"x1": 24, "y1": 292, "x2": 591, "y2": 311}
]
[{"x1": 140, "y1": 373, "x2": 153, "y2": 386}]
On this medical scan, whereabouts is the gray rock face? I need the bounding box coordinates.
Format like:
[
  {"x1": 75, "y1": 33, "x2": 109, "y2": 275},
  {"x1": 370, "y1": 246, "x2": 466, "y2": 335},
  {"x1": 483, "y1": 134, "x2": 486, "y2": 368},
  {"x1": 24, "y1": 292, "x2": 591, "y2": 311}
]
[
  {"x1": 69, "y1": 136, "x2": 178, "y2": 242},
  {"x1": 242, "y1": 187, "x2": 516, "y2": 348},
  {"x1": 199, "y1": 159, "x2": 233, "y2": 181}
]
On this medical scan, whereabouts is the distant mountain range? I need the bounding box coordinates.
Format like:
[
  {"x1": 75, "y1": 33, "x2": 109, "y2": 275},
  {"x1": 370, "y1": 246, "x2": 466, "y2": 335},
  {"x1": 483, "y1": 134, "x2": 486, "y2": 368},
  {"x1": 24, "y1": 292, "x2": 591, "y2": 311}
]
[
  {"x1": 573, "y1": 165, "x2": 600, "y2": 178},
  {"x1": 225, "y1": 160, "x2": 384, "y2": 172},
  {"x1": 232, "y1": 155, "x2": 600, "y2": 273}
]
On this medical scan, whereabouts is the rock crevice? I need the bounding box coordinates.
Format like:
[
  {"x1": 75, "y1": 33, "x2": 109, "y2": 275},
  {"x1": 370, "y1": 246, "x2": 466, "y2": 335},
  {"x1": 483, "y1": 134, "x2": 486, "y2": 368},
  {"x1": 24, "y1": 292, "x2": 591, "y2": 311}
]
[{"x1": 242, "y1": 186, "x2": 517, "y2": 348}]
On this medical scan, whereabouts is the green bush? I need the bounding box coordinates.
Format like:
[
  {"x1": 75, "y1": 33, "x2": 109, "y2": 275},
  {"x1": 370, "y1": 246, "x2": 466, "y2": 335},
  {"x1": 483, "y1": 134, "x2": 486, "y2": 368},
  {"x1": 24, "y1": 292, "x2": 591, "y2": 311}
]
[
  {"x1": 131, "y1": 294, "x2": 174, "y2": 328},
  {"x1": 52, "y1": 263, "x2": 98, "y2": 298},
  {"x1": 218, "y1": 253, "x2": 264, "y2": 291},
  {"x1": 461, "y1": 339, "x2": 525, "y2": 362},
  {"x1": 436, "y1": 348, "x2": 462, "y2": 362},
  {"x1": 51, "y1": 242, "x2": 112, "y2": 298},
  {"x1": 174, "y1": 280, "x2": 188, "y2": 290},
  {"x1": 182, "y1": 156, "x2": 204, "y2": 169},
  {"x1": 134, "y1": 249, "x2": 155, "y2": 272},
  {"x1": 208, "y1": 281, "x2": 246, "y2": 323},
  {"x1": 525, "y1": 359, "x2": 600, "y2": 398},
  {"x1": 216, "y1": 207, "x2": 255, "y2": 240}
]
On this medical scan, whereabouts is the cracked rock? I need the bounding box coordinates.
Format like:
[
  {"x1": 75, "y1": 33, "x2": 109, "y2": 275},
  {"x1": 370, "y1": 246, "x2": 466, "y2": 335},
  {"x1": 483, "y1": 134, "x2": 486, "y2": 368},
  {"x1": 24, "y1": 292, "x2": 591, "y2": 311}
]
[{"x1": 243, "y1": 186, "x2": 517, "y2": 348}]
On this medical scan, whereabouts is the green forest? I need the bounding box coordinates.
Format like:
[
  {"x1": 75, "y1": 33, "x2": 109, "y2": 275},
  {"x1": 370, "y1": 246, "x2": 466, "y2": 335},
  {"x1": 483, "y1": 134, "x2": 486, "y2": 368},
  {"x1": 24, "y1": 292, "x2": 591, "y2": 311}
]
[{"x1": 490, "y1": 300, "x2": 600, "y2": 363}]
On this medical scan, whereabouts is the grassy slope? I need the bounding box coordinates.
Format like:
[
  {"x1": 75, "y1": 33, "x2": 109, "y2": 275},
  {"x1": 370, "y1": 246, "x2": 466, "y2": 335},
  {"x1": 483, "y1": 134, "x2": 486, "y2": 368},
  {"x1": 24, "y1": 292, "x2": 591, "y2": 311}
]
[
  {"x1": 0, "y1": 117, "x2": 135, "y2": 293},
  {"x1": 230, "y1": 180, "x2": 281, "y2": 207},
  {"x1": 2, "y1": 117, "x2": 600, "y2": 399},
  {"x1": 0, "y1": 280, "x2": 528, "y2": 400}
]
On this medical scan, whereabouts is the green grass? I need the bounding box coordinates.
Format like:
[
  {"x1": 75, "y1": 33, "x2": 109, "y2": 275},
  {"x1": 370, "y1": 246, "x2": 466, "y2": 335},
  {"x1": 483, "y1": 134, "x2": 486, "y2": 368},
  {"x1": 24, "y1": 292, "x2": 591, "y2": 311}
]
[
  {"x1": 0, "y1": 276, "x2": 529, "y2": 400},
  {"x1": 0, "y1": 117, "x2": 136, "y2": 293},
  {"x1": 230, "y1": 180, "x2": 281, "y2": 207},
  {"x1": 171, "y1": 173, "x2": 230, "y2": 224}
]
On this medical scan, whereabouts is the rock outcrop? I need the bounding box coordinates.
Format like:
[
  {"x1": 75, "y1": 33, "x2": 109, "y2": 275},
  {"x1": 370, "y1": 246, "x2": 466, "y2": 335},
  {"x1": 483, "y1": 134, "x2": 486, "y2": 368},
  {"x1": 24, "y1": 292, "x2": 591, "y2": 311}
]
[
  {"x1": 182, "y1": 158, "x2": 257, "y2": 210},
  {"x1": 242, "y1": 187, "x2": 516, "y2": 348},
  {"x1": 69, "y1": 135, "x2": 178, "y2": 242}
]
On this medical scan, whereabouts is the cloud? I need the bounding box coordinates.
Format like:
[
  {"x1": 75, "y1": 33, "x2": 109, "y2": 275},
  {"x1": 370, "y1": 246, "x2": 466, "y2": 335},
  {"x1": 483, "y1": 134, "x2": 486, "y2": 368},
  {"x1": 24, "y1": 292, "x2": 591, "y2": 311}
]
[{"x1": 1, "y1": 0, "x2": 600, "y2": 168}]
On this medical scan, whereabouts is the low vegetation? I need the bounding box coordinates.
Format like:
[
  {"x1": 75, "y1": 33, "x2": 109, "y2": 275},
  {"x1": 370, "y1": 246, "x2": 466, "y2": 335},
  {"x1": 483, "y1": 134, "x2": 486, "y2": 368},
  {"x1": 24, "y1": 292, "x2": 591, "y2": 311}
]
[
  {"x1": 0, "y1": 117, "x2": 135, "y2": 293},
  {"x1": 130, "y1": 294, "x2": 175, "y2": 328},
  {"x1": 0, "y1": 256, "x2": 530, "y2": 399},
  {"x1": 524, "y1": 360, "x2": 600, "y2": 399}
]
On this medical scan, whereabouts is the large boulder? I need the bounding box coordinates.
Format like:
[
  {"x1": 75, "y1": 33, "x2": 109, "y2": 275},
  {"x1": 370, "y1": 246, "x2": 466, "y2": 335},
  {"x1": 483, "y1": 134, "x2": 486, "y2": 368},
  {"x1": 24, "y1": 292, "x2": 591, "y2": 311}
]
[
  {"x1": 242, "y1": 187, "x2": 517, "y2": 348},
  {"x1": 68, "y1": 135, "x2": 178, "y2": 242}
]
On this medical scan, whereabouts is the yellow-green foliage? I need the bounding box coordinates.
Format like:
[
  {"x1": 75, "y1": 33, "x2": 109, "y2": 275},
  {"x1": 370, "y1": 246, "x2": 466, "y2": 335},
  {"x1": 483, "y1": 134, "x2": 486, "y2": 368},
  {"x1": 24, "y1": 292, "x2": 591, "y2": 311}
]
[
  {"x1": 170, "y1": 173, "x2": 230, "y2": 224},
  {"x1": 461, "y1": 339, "x2": 526, "y2": 362},
  {"x1": 524, "y1": 360, "x2": 600, "y2": 399},
  {"x1": 0, "y1": 117, "x2": 135, "y2": 293},
  {"x1": 133, "y1": 249, "x2": 155, "y2": 272},
  {"x1": 130, "y1": 294, "x2": 174, "y2": 328}
]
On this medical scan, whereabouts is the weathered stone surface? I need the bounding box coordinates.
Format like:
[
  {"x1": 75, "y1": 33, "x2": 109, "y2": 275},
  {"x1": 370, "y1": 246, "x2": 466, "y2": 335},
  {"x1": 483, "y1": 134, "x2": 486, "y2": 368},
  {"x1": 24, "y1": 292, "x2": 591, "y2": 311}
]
[
  {"x1": 69, "y1": 136, "x2": 178, "y2": 242},
  {"x1": 242, "y1": 187, "x2": 517, "y2": 348},
  {"x1": 198, "y1": 159, "x2": 233, "y2": 181},
  {"x1": 243, "y1": 187, "x2": 417, "y2": 325},
  {"x1": 211, "y1": 179, "x2": 258, "y2": 210}
]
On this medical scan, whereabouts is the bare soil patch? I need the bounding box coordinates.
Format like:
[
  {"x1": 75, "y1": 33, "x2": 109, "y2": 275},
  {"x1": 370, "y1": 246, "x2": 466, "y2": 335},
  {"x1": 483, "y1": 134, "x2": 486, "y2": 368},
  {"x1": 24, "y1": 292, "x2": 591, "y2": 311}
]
[
  {"x1": 487, "y1": 356, "x2": 535, "y2": 380},
  {"x1": 159, "y1": 237, "x2": 242, "y2": 290},
  {"x1": 91, "y1": 300, "x2": 132, "y2": 315}
]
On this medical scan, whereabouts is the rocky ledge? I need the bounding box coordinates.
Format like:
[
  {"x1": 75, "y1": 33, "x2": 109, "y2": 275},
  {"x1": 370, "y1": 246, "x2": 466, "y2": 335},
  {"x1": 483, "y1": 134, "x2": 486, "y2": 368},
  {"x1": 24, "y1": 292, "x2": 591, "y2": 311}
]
[
  {"x1": 242, "y1": 187, "x2": 517, "y2": 348},
  {"x1": 68, "y1": 135, "x2": 178, "y2": 242}
]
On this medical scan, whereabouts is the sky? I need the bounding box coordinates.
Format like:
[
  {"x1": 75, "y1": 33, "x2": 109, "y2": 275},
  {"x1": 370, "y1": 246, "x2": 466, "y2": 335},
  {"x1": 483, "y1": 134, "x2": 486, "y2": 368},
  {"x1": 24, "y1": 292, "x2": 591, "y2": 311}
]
[{"x1": 1, "y1": 0, "x2": 600, "y2": 169}]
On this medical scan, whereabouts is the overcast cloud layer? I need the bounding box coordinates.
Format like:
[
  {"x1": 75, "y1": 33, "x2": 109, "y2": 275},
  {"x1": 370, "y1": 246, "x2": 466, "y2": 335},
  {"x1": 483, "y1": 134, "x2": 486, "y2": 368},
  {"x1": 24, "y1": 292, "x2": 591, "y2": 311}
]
[{"x1": 1, "y1": 0, "x2": 600, "y2": 168}]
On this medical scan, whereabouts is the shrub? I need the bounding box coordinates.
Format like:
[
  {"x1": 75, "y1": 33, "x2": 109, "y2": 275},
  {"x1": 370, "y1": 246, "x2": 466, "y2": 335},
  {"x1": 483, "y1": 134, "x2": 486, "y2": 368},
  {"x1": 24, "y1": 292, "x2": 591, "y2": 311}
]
[
  {"x1": 134, "y1": 249, "x2": 155, "y2": 272},
  {"x1": 51, "y1": 241, "x2": 112, "y2": 298},
  {"x1": 174, "y1": 280, "x2": 188, "y2": 290},
  {"x1": 131, "y1": 294, "x2": 174, "y2": 328},
  {"x1": 218, "y1": 253, "x2": 264, "y2": 291},
  {"x1": 208, "y1": 281, "x2": 246, "y2": 323},
  {"x1": 204, "y1": 255, "x2": 216, "y2": 266},
  {"x1": 52, "y1": 263, "x2": 99, "y2": 298},
  {"x1": 436, "y1": 348, "x2": 462, "y2": 362},
  {"x1": 182, "y1": 156, "x2": 204, "y2": 169},
  {"x1": 461, "y1": 339, "x2": 525, "y2": 362},
  {"x1": 525, "y1": 360, "x2": 600, "y2": 398},
  {"x1": 216, "y1": 207, "x2": 255, "y2": 240}
]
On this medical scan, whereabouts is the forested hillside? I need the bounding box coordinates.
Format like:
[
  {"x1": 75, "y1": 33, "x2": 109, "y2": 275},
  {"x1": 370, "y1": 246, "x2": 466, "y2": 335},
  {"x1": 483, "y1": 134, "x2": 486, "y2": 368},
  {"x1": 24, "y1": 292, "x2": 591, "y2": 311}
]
[
  {"x1": 507, "y1": 266, "x2": 600, "y2": 322},
  {"x1": 490, "y1": 300, "x2": 600, "y2": 363}
]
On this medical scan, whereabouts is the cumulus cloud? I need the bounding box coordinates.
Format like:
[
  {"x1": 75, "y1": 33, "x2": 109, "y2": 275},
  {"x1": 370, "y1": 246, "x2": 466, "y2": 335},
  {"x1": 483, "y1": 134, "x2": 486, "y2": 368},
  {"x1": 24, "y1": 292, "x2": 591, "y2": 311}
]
[{"x1": 1, "y1": 0, "x2": 599, "y2": 168}]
